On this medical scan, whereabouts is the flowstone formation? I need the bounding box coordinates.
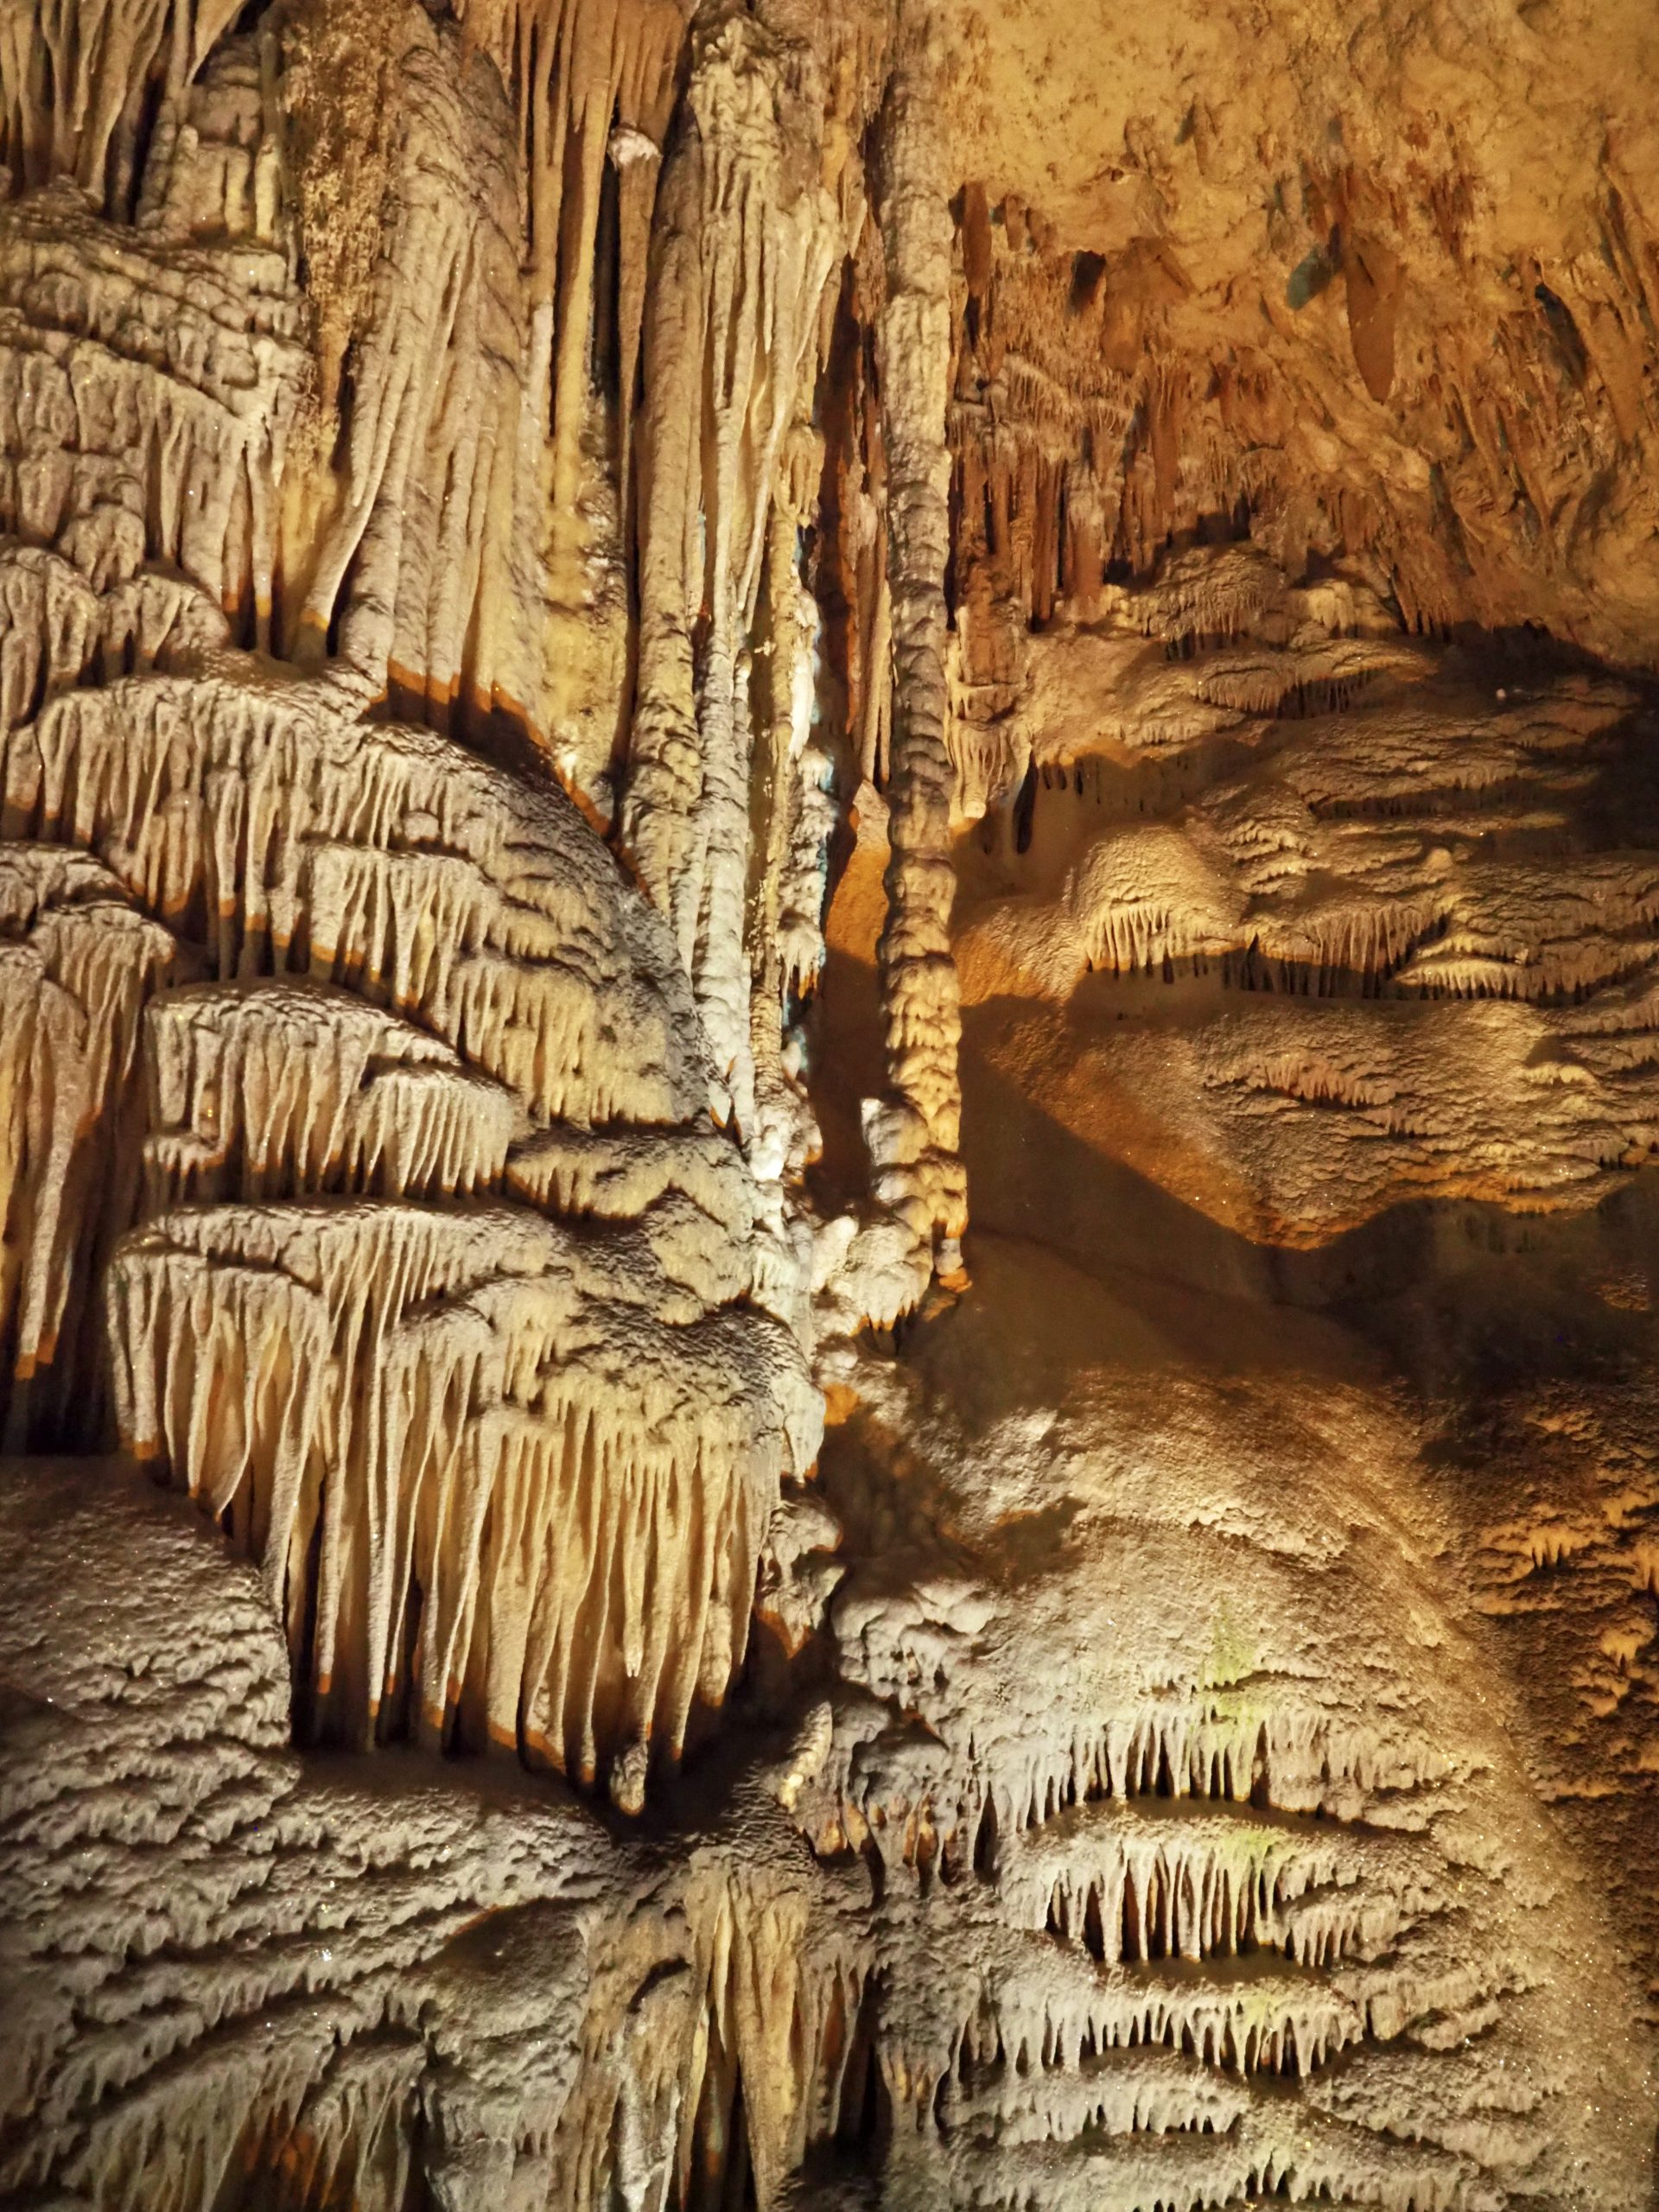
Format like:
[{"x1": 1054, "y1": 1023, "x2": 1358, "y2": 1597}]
[{"x1": 3, "y1": 0, "x2": 1659, "y2": 2207}]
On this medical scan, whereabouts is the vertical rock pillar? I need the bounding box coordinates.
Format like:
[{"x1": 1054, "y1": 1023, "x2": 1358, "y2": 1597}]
[{"x1": 873, "y1": 5, "x2": 968, "y2": 1285}]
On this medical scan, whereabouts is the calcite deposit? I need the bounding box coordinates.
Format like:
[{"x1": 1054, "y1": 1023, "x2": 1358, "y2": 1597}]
[{"x1": 3, "y1": 0, "x2": 1659, "y2": 2206}]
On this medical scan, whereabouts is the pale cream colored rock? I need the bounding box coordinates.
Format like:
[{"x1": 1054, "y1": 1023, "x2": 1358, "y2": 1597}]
[
  {"x1": 142, "y1": 978, "x2": 518, "y2": 1206},
  {"x1": 806, "y1": 1236, "x2": 1654, "y2": 2206},
  {"x1": 1, "y1": 3, "x2": 1658, "y2": 2207},
  {"x1": 0, "y1": 843, "x2": 174, "y2": 1440}
]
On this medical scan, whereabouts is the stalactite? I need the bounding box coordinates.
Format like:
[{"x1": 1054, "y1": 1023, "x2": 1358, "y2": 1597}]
[
  {"x1": 622, "y1": 3, "x2": 862, "y2": 1140},
  {"x1": 105, "y1": 1198, "x2": 817, "y2": 1792},
  {"x1": 869, "y1": 7, "x2": 965, "y2": 1281},
  {"x1": 0, "y1": 843, "x2": 174, "y2": 1444},
  {"x1": 664, "y1": 1871, "x2": 874, "y2": 2210},
  {"x1": 738, "y1": 431, "x2": 835, "y2": 1343},
  {"x1": 0, "y1": 0, "x2": 245, "y2": 210}
]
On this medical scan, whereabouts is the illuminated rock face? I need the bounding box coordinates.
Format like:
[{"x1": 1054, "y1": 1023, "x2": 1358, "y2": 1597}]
[{"x1": 3, "y1": 3, "x2": 1658, "y2": 2208}]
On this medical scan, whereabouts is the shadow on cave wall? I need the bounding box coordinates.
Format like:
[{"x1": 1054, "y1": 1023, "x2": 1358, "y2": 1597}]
[
  {"x1": 956, "y1": 1011, "x2": 1659, "y2": 2013},
  {"x1": 958, "y1": 996, "x2": 1659, "y2": 1358}
]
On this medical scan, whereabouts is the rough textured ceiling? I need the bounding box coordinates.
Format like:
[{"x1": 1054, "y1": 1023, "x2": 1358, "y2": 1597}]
[
  {"x1": 943, "y1": 0, "x2": 1659, "y2": 661},
  {"x1": 956, "y1": 0, "x2": 1656, "y2": 255}
]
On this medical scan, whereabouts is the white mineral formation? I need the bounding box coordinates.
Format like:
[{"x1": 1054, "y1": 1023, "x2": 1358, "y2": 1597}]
[
  {"x1": 4, "y1": 0, "x2": 1659, "y2": 2205},
  {"x1": 0, "y1": 843, "x2": 173, "y2": 1439},
  {"x1": 142, "y1": 979, "x2": 518, "y2": 1205}
]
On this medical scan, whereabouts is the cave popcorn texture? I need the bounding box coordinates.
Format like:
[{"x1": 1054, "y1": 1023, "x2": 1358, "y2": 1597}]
[{"x1": 3, "y1": 0, "x2": 1659, "y2": 2207}]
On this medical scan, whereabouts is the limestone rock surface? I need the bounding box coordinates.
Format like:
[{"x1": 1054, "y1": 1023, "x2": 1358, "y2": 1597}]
[{"x1": 3, "y1": 1, "x2": 1659, "y2": 2208}]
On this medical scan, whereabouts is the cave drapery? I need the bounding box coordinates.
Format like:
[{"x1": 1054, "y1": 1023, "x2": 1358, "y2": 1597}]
[{"x1": 3, "y1": 0, "x2": 1659, "y2": 2205}]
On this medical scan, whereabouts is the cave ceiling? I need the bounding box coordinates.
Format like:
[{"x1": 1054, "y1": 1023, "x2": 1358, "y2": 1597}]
[{"x1": 945, "y1": 0, "x2": 1659, "y2": 661}]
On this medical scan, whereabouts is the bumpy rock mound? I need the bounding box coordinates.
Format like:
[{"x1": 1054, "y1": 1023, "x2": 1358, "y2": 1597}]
[
  {"x1": 809, "y1": 1237, "x2": 1653, "y2": 2206},
  {"x1": 0, "y1": 1457, "x2": 870, "y2": 2212}
]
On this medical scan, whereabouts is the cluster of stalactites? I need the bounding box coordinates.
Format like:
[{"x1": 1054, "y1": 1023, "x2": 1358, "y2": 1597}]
[
  {"x1": 0, "y1": 0, "x2": 245, "y2": 209},
  {"x1": 942, "y1": 149, "x2": 1659, "y2": 684},
  {"x1": 1, "y1": 670, "x2": 706, "y2": 1126},
  {"x1": 454, "y1": 0, "x2": 690, "y2": 578},
  {"x1": 105, "y1": 952, "x2": 823, "y2": 1802},
  {"x1": 141, "y1": 980, "x2": 519, "y2": 1209},
  {"x1": 0, "y1": 0, "x2": 569, "y2": 747},
  {"x1": 0, "y1": 611, "x2": 826, "y2": 1801},
  {"x1": 277, "y1": 2, "x2": 542, "y2": 724},
  {"x1": 606, "y1": 0, "x2": 971, "y2": 1311},
  {"x1": 105, "y1": 1200, "x2": 810, "y2": 1799},
  {"x1": 0, "y1": 843, "x2": 173, "y2": 1443},
  {"x1": 810, "y1": 1661, "x2": 1452, "y2": 1885}
]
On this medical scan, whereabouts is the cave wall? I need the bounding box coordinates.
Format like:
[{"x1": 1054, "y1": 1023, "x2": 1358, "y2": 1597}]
[{"x1": 2, "y1": 1, "x2": 1658, "y2": 2207}]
